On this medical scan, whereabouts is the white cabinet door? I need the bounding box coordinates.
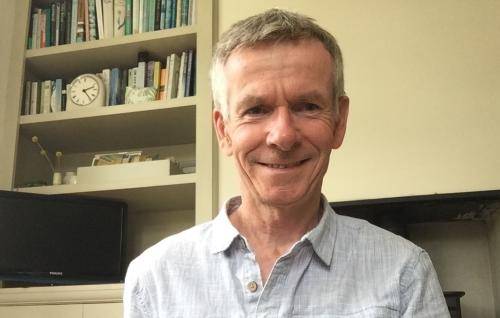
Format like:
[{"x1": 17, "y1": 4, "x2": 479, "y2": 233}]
[
  {"x1": 0, "y1": 304, "x2": 82, "y2": 318},
  {"x1": 83, "y1": 303, "x2": 122, "y2": 318}
]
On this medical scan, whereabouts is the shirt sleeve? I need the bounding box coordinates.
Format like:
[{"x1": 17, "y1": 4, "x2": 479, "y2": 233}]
[
  {"x1": 123, "y1": 259, "x2": 152, "y2": 318},
  {"x1": 400, "y1": 250, "x2": 451, "y2": 318}
]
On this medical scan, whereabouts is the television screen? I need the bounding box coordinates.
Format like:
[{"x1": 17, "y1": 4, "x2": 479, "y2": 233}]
[{"x1": 0, "y1": 190, "x2": 127, "y2": 284}]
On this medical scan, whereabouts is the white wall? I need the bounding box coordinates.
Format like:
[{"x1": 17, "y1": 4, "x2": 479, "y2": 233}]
[{"x1": 216, "y1": 0, "x2": 500, "y2": 203}]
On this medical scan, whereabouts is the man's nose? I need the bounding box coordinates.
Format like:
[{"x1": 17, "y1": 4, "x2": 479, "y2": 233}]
[{"x1": 266, "y1": 107, "x2": 300, "y2": 151}]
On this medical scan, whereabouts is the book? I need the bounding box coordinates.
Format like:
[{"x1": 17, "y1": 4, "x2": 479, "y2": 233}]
[
  {"x1": 109, "y1": 68, "x2": 120, "y2": 105},
  {"x1": 132, "y1": 0, "x2": 140, "y2": 33},
  {"x1": 125, "y1": 0, "x2": 133, "y2": 35},
  {"x1": 76, "y1": 0, "x2": 85, "y2": 42},
  {"x1": 146, "y1": 60, "x2": 154, "y2": 87},
  {"x1": 175, "y1": 0, "x2": 181, "y2": 28},
  {"x1": 167, "y1": 53, "x2": 180, "y2": 99},
  {"x1": 170, "y1": 0, "x2": 176, "y2": 28},
  {"x1": 88, "y1": 0, "x2": 98, "y2": 40},
  {"x1": 102, "y1": 0, "x2": 113, "y2": 38},
  {"x1": 148, "y1": 0, "x2": 155, "y2": 32},
  {"x1": 188, "y1": 0, "x2": 193, "y2": 25},
  {"x1": 54, "y1": 2, "x2": 60, "y2": 46},
  {"x1": 32, "y1": 12, "x2": 39, "y2": 49},
  {"x1": 101, "y1": 68, "x2": 111, "y2": 105},
  {"x1": 181, "y1": 0, "x2": 188, "y2": 27},
  {"x1": 153, "y1": 61, "x2": 161, "y2": 97},
  {"x1": 160, "y1": 0, "x2": 166, "y2": 29},
  {"x1": 114, "y1": 0, "x2": 126, "y2": 37},
  {"x1": 59, "y1": 0, "x2": 67, "y2": 45},
  {"x1": 154, "y1": 0, "x2": 161, "y2": 30},
  {"x1": 71, "y1": 0, "x2": 78, "y2": 43},
  {"x1": 95, "y1": 0, "x2": 104, "y2": 39},
  {"x1": 159, "y1": 68, "x2": 166, "y2": 100},
  {"x1": 185, "y1": 49, "x2": 193, "y2": 97},
  {"x1": 44, "y1": 7, "x2": 52, "y2": 47},
  {"x1": 65, "y1": 0, "x2": 73, "y2": 44},
  {"x1": 165, "y1": 0, "x2": 172, "y2": 29},
  {"x1": 40, "y1": 10, "x2": 46, "y2": 48},
  {"x1": 51, "y1": 79, "x2": 63, "y2": 112},
  {"x1": 177, "y1": 51, "x2": 186, "y2": 98},
  {"x1": 191, "y1": 0, "x2": 196, "y2": 25},
  {"x1": 141, "y1": 0, "x2": 149, "y2": 32},
  {"x1": 30, "y1": 82, "x2": 41, "y2": 115},
  {"x1": 42, "y1": 80, "x2": 52, "y2": 114},
  {"x1": 119, "y1": 68, "x2": 128, "y2": 104},
  {"x1": 23, "y1": 81, "x2": 31, "y2": 115},
  {"x1": 84, "y1": 0, "x2": 90, "y2": 41},
  {"x1": 163, "y1": 55, "x2": 170, "y2": 99}
]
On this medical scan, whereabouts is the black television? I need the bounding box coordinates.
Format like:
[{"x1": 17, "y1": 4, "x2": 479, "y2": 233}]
[{"x1": 0, "y1": 190, "x2": 127, "y2": 285}]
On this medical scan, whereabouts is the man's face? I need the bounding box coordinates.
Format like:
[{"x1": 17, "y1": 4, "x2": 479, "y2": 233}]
[{"x1": 214, "y1": 39, "x2": 349, "y2": 207}]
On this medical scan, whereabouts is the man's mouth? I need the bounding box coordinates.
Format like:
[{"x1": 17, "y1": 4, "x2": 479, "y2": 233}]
[{"x1": 258, "y1": 159, "x2": 310, "y2": 169}]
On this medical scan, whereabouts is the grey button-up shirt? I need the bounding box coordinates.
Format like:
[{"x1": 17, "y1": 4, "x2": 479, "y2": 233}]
[{"x1": 124, "y1": 196, "x2": 450, "y2": 317}]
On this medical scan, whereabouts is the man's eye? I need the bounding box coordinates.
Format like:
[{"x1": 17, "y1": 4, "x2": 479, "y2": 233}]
[
  {"x1": 296, "y1": 103, "x2": 320, "y2": 112},
  {"x1": 244, "y1": 106, "x2": 268, "y2": 116}
]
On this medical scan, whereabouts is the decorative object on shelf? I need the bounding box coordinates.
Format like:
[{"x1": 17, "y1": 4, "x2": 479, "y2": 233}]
[
  {"x1": 52, "y1": 172, "x2": 62, "y2": 185},
  {"x1": 91, "y1": 151, "x2": 143, "y2": 166},
  {"x1": 125, "y1": 87, "x2": 157, "y2": 104},
  {"x1": 63, "y1": 171, "x2": 77, "y2": 185},
  {"x1": 66, "y1": 73, "x2": 106, "y2": 111},
  {"x1": 77, "y1": 158, "x2": 182, "y2": 185},
  {"x1": 31, "y1": 136, "x2": 65, "y2": 185}
]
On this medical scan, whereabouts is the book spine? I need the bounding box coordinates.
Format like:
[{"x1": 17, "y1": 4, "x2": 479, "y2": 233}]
[
  {"x1": 142, "y1": 0, "x2": 149, "y2": 32},
  {"x1": 59, "y1": 0, "x2": 66, "y2": 45},
  {"x1": 65, "y1": 0, "x2": 72, "y2": 44},
  {"x1": 110, "y1": 68, "x2": 120, "y2": 105},
  {"x1": 119, "y1": 69, "x2": 128, "y2": 104},
  {"x1": 154, "y1": 0, "x2": 161, "y2": 30},
  {"x1": 23, "y1": 81, "x2": 31, "y2": 115},
  {"x1": 153, "y1": 61, "x2": 161, "y2": 98},
  {"x1": 95, "y1": 0, "x2": 103, "y2": 39},
  {"x1": 177, "y1": 51, "x2": 186, "y2": 98},
  {"x1": 30, "y1": 82, "x2": 40, "y2": 115},
  {"x1": 46, "y1": 7, "x2": 53, "y2": 47},
  {"x1": 160, "y1": 0, "x2": 166, "y2": 29},
  {"x1": 40, "y1": 11, "x2": 46, "y2": 48},
  {"x1": 125, "y1": 0, "x2": 132, "y2": 35},
  {"x1": 101, "y1": 68, "x2": 111, "y2": 105},
  {"x1": 190, "y1": 49, "x2": 196, "y2": 95},
  {"x1": 132, "y1": 0, "x2": 140, "y2": 33},
  {"x1": 165, "y1": 0, "x2": 172, "y2": 29},
  {"x1": 185, "y1": 49, "x2": 193, "y2": 96},
  {"x1": 163, "y1": 55, "x2": 170, "y2": 99},
  {"x1": 42, "y1": 80, "x2": 52, "y2": 114},
  {"x1": 88, "y1": 0, "x2": 98, "y2": 40},
  {"x1": 54, "y1": 2, "x2": 60, "y2": 46},
  {"x1": 187, "y1": 0, "x2": 193, "y2": 25},
  {"x1": 146, "y1": 60, "x2": 154, "y2": 87},
  {"x1": 159, "y1": 68, "x2": 166, "y2": 100},
  {"x1": 132, "y1": 67, "x2": 137, "y2": 88},
  {"x1": 148, "y1": 0, "x2": 155, "y2": 32},
  {"x1": 84, "y1": 0, "x2": 90, "y2": 41},
  {"x1": 76, "y1": 0, "x2": 85, "y2": 42},
  {"x1": 53, "y1": 79, "x2": 63, "y2": 112},
  {"x1": 32, "y1": 13, "x2": 39, "y2": 49},
  {"x1": 71, "y1": 0, "x2": 78, "y2": 43},
  {"x1": 167, "y1": 53, "x2": 180, "y2": 98},
  {"x1": 102, "y1": 0, "x2": 113, "y2": 38},
  {"x1": 175, "y1": 0, "x2": 180, "y2": 28},
  {"x1": 191, "y1": 0, "x2": 195, "y2": 25},
  {"x1": 181, "y1": 0, "x2": 188, "y2": 27},
  {"x1": 114, "y1": 0, "x2": 126, "y2": 37}
]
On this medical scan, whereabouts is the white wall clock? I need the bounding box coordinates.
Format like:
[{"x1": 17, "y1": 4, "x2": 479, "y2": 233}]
[{"x1": 66, "y1": 73, "x2": 106, "y2": 111}]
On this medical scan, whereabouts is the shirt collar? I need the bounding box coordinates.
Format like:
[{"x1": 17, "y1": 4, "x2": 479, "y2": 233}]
[{"x1": 209, "y1": 195, "x2": 338, "y2": 267}]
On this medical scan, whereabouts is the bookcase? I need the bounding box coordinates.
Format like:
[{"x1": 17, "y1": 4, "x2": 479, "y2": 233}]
[{"x1": 0, "y1": 0, "x2": 217, "y2": 312}]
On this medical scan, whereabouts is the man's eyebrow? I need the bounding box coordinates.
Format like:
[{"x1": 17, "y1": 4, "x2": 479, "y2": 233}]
[
  {"x1": 235, "y1": 95, "x2": 265, "y2": 108},
  {"x1": 293, "y1": 91, "x2": 329, "y2": 104}
]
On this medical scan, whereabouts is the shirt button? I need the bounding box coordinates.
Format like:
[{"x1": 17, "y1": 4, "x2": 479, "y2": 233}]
[{"x1": 246, "y1": 281, "x2": 258, "y2": 293}]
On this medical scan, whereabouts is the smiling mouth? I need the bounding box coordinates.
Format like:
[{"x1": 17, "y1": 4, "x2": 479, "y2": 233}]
[{"x1": 258, "y1": 159, "x2": 310, "y2": 169}]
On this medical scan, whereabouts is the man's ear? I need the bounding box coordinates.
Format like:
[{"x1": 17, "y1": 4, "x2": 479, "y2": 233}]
[
  {"x1": 332, "y1": 96, "x2": 349, "y2": 149},
  {"x1": 213, "y1": 108, "x2": 233, "y2": 156}
]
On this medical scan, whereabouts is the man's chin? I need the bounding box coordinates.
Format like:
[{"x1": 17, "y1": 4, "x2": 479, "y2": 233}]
[{"x1": 257, "y1": 189, "x2": 310, "y2": 208}]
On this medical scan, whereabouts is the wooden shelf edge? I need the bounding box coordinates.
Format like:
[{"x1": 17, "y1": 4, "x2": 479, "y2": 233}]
[
  {"x1": 26, "y1": 26, "x2": 197, "y2": 58},
  {"x1": 20, "y1": 96, "x2": 197, "y2": 125},
  {"x1": 15, "y1": 173, "x2": 197, "y2": 195},
  {"x1": 0, "y1": 284, "x2": 123, "y2": 306}
]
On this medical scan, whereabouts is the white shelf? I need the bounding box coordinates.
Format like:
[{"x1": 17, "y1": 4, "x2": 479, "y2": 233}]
[
  {"x1": 0, "y1": 283, "x2": 123, "y2": 305},
  {"x1": 19, "y1": 97, "x2": 196, "y2": 153},
  {"x1": 16, "y1": 173, "x2": 196, "y2": 212},
  {"x1": 26, "y1": 26, "x2": 197, "y2": 79}
]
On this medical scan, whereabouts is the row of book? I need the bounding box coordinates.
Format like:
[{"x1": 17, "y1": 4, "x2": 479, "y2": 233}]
[
  {"x1": 22, "y1": 49, "x2": 196, "y2": 115},
  {"x1": 28, "y1": 0, "x2": 196, "y2": 49}
]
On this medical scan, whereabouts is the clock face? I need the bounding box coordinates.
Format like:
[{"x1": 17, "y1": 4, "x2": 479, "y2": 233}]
[{"x1": 70, "y1": 75, "x2": 100, "y2": 106}]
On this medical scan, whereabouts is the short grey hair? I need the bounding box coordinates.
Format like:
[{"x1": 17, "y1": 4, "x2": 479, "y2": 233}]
[{"x1": 210, "y1": 8, "x2": 346, "y2": 119}]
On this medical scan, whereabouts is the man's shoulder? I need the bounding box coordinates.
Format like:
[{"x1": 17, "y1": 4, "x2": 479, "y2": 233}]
[
  {"x1": 128, "y1": 220, "x2": 215, "y2": 272},
  {"x1": 334, "y1": 212, "x2": 422, "y2": 256}
]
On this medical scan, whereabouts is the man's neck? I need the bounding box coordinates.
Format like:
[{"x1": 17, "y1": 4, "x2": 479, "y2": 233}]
[{"x1": 228, "y1": 193, "x2": 323, "y2": 283}]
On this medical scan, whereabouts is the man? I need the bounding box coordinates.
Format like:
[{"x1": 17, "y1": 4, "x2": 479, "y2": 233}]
[{"x1": 124, "y1": 9, "x2": 450, "y2": 317}]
